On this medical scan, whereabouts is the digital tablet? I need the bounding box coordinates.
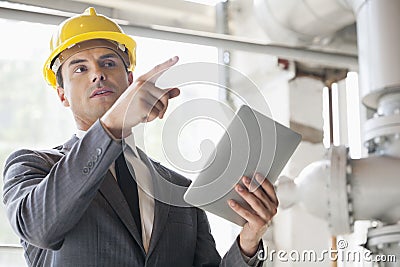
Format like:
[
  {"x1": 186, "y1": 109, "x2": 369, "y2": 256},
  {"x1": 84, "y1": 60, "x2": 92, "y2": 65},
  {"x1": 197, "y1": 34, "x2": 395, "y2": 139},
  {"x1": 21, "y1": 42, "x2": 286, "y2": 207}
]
[{"x1": 183, "y1": 105, "x2": 301, "y2": 226}]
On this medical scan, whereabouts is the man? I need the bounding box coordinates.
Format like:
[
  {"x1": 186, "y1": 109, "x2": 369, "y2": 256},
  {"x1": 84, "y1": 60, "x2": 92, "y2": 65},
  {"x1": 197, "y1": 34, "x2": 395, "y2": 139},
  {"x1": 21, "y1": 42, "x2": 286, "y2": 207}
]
[{"x1": 3, "y1": 7, "x2": 278, "y2": 267}]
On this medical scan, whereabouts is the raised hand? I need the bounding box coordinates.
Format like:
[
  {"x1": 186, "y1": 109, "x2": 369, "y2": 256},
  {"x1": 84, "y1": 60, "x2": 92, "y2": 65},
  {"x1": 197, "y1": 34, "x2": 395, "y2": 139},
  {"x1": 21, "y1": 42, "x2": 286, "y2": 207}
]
[{"x1": 101, "y1": 56, "x2": 180, "y2": 138}]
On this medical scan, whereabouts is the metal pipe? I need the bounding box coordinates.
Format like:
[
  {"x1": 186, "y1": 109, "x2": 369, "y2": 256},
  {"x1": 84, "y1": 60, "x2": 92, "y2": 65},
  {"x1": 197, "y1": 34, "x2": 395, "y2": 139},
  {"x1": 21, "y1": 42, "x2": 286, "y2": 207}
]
[
  {"x1": 216, "y1": 0, "x2": 235, "y2": 109},
  {"x1": 356, "y1": 0, "x2": 400, "y2": 110},
  {"x1": 0, "y1": 5, "x2": 358, "y2": 69},
  {"x1": 328, "y1": 85, "x2": 335, "y2": 145},
  {"x1": 350, "y1": 156, "x2": 400, "y2": 224},
  {"x1": 353, "y1": 0, "x2": 400, "y2": 158},
  {"x1": 253, "y1": 0, "x2": 356, "y2": 50},
  {"x1": 0, "y1": 244, "x2": 23, "y2": 252},
  {"x1": 277, "y1": 148, "x2": 400, "y2": 230}
]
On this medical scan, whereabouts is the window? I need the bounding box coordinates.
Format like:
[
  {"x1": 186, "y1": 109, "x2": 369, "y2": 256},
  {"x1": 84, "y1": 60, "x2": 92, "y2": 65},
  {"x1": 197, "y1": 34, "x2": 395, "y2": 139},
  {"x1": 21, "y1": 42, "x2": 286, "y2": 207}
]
[{"x1": 0, "y1": 18, "x2": 69, "y2": 265}]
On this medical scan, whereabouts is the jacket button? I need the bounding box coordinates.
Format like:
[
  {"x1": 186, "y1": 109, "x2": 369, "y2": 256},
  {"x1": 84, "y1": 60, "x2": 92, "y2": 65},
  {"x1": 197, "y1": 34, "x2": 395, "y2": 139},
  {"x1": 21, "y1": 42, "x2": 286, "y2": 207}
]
[
  {"x1": 88, "y1": 161, "x2": 94, "y2": 168},
  {"x1": 83, "y1": 167, "x2": 90, "y2": 174},
  {"x1": 96, "y1": 148, "x2": 102, "y2": 156}
]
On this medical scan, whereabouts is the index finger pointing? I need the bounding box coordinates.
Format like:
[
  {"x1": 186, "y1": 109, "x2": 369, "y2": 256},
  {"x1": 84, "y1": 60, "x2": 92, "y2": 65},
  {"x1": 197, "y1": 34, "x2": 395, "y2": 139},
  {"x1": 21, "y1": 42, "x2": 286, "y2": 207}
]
[
  {"x1": 138, "y1": 56, "x2": 179, "y2": 84},
  {"x1": 167, "y1": 88, "x2": 180, "y2": 99}
]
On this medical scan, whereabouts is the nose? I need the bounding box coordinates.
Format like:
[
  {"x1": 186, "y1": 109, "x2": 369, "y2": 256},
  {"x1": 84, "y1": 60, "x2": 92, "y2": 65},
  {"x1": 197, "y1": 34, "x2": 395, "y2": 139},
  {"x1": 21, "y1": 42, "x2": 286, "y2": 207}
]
[{"x1": 91, "y1": 68, "x2": 106, "y2": 83}]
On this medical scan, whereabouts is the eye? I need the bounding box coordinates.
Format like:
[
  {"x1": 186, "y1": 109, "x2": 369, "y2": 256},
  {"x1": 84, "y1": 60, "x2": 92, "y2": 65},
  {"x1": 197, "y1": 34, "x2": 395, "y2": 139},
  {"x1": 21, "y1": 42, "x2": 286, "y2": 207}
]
[
  {"x1": 74, "y1": 66, "x2": 87, "y2": 73},
  {"x1": 103, "y1": 60, "x2": 116, "y2": 68}
]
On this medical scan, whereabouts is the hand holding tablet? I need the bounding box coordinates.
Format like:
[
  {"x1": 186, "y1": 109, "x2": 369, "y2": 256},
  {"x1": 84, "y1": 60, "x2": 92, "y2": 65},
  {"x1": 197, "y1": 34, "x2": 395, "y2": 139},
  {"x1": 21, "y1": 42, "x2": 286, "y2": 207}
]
[{"x1": 184, "y1": 105, "x2": 301, "y2": 226}]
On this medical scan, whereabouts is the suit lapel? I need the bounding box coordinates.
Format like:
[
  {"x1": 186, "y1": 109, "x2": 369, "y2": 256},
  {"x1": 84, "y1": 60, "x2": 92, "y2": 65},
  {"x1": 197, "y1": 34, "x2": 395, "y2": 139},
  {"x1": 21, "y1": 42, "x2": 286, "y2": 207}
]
[
  {"x1": 60, "y1": 136, "x2": 175, "y2": 256},
  {"x1": 59, "y1": 135, "x2": 145, "y2": 253},
  {"x1": 137, "y1": 149, "x2": 171, "y2": 258},
  {"x1": 147, "y1": 200, "x2": 169, "y2": 257},
  {"x1": 99, "y1": 171, "x2": 145, "y2": 254}
]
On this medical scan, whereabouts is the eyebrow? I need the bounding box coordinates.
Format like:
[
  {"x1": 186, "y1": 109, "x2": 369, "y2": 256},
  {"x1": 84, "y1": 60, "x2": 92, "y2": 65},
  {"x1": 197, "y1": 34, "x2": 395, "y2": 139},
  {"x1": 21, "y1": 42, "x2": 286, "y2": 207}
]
[
  {"x1": 68, "y1": 53, "x2": 119, "y2": 67},
  {"x1": 68, "y1": 59, "x2": 87, "y2": 67},
  {"x1": 99, "y1": 53, "x2": 119, "y2": 60}
]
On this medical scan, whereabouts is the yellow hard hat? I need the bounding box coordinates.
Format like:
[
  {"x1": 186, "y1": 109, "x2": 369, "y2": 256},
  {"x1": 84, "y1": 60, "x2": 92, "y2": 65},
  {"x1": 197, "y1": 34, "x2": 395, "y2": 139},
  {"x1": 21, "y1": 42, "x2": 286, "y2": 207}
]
[{"x1": 43, "y1": 7, "x2": 136, "y2": 89}]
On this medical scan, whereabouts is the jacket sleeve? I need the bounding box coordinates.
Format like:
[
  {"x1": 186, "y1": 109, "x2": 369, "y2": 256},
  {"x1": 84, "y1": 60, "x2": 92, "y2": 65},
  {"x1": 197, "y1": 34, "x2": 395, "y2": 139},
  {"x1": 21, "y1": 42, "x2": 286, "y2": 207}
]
[
  {"x1": 194, "y1": 208, "x2": 264, "y2": 267},
  {"x1": 2, "y1": 120, "x2": 122, "y2": 250}
]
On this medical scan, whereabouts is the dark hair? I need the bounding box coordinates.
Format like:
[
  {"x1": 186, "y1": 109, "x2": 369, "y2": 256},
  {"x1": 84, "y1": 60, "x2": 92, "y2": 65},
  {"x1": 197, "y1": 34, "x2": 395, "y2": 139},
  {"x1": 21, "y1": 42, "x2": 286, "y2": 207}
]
[{"x1": 56, "y1": 67, "x2": 64, "y2": 88}]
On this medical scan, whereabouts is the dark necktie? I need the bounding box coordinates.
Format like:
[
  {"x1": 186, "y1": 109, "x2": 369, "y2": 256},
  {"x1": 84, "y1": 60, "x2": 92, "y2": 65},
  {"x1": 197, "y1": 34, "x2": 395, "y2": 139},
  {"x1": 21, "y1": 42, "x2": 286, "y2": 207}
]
[{"x1": 115, "y1": 153, "x2": 142, "y2": 239}]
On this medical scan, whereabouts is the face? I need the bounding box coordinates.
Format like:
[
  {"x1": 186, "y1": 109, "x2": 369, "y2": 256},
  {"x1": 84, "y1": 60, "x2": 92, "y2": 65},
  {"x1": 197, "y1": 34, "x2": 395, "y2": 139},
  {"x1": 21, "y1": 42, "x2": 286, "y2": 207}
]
[{"x1": 57, "y1": 47, "x2": 133, "y2": 130}]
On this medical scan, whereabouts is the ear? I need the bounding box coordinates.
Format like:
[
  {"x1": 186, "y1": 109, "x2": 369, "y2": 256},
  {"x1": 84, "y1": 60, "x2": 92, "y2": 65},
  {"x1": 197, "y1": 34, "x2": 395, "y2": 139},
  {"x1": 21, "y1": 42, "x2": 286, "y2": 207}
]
[
  {"x1": 128, "y1": 71, "x2": 133, "y2": 85},
  {"x1": 57, "y1": 86, "x2": 70, "y2": 107}
]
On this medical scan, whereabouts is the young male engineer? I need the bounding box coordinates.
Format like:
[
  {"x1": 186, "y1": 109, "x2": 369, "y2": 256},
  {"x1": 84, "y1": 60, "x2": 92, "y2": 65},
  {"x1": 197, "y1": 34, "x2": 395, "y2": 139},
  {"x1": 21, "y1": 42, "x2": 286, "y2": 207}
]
[{"x1": 3, "y1": 7, "x2": 278, "y2": 267}]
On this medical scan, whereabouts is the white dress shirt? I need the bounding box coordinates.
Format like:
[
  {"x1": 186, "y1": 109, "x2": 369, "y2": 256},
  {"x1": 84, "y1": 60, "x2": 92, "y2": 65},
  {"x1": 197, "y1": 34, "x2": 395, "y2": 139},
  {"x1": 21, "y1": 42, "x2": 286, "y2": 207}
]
[{"x1": 76, "y1": 129, "x2": 154, "y2": 253}]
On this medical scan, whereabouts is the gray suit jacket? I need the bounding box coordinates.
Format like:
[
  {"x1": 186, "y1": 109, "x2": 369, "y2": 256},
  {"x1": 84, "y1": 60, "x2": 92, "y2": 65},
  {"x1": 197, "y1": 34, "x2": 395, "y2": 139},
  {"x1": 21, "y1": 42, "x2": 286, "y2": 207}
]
[{"x1": 3, "y1": 120, "x2": 263, "y2": 267}]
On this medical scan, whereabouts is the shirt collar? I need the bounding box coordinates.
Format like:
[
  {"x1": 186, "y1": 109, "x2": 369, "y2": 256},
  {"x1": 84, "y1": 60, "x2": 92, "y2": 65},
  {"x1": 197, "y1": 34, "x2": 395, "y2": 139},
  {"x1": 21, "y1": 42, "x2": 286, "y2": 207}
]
[{"x1": 76, "y1": 129, "x2": 87, "y2": 139}]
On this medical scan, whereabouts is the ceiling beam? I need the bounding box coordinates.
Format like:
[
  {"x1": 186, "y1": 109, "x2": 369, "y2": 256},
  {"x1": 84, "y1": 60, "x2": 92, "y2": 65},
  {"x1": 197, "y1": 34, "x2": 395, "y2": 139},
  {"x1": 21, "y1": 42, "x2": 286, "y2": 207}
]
[
  {"x1": 0, "y1": 5, "x2": 358, "y2": 69},
  {"x1": 1, "y1": 0, "x2": 113, "y2": 16},
  {"x1": 3, "y1": 0, "x2": 215, "y2": 32}
]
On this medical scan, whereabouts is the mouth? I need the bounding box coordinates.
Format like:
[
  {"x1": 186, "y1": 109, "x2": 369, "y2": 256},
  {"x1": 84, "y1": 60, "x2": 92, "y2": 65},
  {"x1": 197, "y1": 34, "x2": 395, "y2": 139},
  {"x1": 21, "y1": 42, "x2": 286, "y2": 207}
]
[{"x1": 90, "y1": 87, "x2": 114, "y2": 98}]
